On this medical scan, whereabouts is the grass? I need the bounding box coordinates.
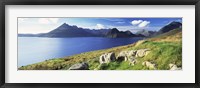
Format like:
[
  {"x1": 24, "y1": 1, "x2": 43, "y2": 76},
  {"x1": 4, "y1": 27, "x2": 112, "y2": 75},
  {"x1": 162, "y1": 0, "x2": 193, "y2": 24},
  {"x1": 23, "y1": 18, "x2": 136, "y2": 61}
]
[{"x1": 19, "y1": 29, "x2": 182, "y2": 70}]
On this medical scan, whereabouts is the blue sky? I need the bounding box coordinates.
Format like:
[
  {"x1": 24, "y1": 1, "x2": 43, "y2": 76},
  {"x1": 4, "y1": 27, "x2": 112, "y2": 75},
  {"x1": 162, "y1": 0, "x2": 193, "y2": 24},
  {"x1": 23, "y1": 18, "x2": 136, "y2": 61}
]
[{"x1": 18, "y1": 17, "x2": 182, "y2": 34}]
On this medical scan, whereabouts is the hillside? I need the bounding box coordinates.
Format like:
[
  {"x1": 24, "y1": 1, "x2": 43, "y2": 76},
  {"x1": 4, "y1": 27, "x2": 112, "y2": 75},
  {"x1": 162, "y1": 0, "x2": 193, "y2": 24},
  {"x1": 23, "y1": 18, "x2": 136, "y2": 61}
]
[
  {"x1": 157, "y1": 21, "x2": 182, "y2": 35},
  {"x1": 19, "y1": 28, "x2": 182, "y2": 70}
]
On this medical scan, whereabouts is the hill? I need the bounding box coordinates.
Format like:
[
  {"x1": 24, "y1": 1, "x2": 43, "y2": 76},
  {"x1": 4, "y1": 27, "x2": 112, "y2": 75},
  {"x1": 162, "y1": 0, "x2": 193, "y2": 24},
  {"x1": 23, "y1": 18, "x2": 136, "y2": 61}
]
[{"x1": 157, "y1": 21, "x2": 182, "y2": 35}]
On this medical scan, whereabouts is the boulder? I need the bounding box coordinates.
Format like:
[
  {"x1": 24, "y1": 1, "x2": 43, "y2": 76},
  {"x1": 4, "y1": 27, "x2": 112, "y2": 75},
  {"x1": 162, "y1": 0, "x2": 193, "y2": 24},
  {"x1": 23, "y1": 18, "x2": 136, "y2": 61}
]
[
  {"x1": 68, "y1": 62, "x2": 89, "y2": 70},
  {"x1": 136, "y1": 49, "x2": 150, "y2": 58},
  {"x1": 169, "y1": 64, "x2": 181, "y2": 70},
  {"x1": 99, "y1": 52, "x2": 116, "y2": 64},
  {"x1": 142, "y1": 61, "x2": 156, "y2": 69},
  {"x1": 129, "y1": 58, "x2": 137, "y2": 66},
  {"x1": 127, "y1": 50, "x2": 137, "y2": 57},
  {"x1": 117, "y1": 50, "x2": 137, "y2": 62},
  {"x1": 117, "y1": 51, "x2": 129, "y2": 62}
]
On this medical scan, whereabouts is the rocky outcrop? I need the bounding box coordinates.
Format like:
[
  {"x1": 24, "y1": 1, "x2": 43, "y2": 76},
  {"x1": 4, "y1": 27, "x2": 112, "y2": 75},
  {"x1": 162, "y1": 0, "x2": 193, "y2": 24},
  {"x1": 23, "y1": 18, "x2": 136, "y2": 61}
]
[
  {"x1": 116, "y1": 50, "x2": 137, "y2": 62},
  {"x1": 135, "y1": 49, "x2": 150, "y2": 58},
  {"x1": 99, "y1": 52, "x2": 116, "y2": 64},
  {"x1": 127, "y1": 50, "x2": 137, "y2": 58},
  {"x1": 99, "y1": 49, "x2": 151, "y2": 67},
  {"x1": 142, "y1": 61, "x2": 156, "y2": 69},
  {"x1": 116, "y1": 49, "x2": 149, "y2": 62},
  {"x1": 117, "y1": 51, "x2": 129, "y2": 62},
  {"x1": 68, "y1": 62, "x2": 89, "y2": 70},
  {"x1": 169, "y1": 64, "x2": 181, "y2": 70}
]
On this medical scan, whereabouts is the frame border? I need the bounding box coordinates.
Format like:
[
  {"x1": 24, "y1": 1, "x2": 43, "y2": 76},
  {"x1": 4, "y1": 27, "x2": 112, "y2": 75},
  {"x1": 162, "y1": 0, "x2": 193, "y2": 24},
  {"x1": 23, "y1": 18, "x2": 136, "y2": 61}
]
[{"x1": 0, "y1": 0, "x2": 199, "y2": 88}]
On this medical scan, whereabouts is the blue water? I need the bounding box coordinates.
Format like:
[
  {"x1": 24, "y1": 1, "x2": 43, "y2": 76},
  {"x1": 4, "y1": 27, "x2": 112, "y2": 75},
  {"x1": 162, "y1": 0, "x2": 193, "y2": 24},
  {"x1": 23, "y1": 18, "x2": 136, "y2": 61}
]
[{"x1": 18, "y1": 37, "x2": 143, "y2": 67}]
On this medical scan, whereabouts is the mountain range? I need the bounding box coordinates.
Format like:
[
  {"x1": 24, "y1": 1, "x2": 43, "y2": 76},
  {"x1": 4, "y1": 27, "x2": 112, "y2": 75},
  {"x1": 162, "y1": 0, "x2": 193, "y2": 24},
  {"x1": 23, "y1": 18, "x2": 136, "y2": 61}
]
[{"x1": 18, "y1": 21, "x2": 182, "y2": 38}]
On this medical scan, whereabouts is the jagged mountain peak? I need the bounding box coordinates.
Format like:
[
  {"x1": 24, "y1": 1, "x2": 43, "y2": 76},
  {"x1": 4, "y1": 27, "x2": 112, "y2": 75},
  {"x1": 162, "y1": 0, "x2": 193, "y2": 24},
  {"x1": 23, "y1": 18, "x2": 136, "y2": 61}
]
[{"x1": 158, "y1": 21, "x2": 182, "y2": 34}]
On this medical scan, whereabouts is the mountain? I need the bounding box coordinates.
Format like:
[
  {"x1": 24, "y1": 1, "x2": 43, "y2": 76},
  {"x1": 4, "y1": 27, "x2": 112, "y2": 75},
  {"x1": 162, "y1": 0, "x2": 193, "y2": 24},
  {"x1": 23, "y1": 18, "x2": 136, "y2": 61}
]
[
  {"x1": 157, "y1": 21, "x2": 182, "y2": 34},
  {"x1": 135, "y1": 29, "x2": 156, "y2": 37},
  {"x1": 84, "y1": 28, "x2": 111, "y2": 37},
  {"x1": 105, "y1": 28, "x2": 139, "y2": 38},
  {"x1": 135, "y1": 21, "x2": 182, "y2": 37},
  {"x1": 40, "y1": 23, "x2": 97, "y2": 37},
  {"x1": 18, "y1": 21, "x2": 182, "y2": 38},
  {"x1": 19, "y1": 23, "x2": 139, "y2": 38}
]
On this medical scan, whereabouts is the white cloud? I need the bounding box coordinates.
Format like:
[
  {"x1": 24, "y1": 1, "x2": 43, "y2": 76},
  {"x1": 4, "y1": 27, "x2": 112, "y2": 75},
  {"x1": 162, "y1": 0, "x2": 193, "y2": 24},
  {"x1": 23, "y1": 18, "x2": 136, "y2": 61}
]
[
  {"x1": 96, "y1": 24, "x2": 105, "y2": 29},
  {"x1": 131, "y1": 20, "x2": 150, "y2": 28},
  {"x1": 38, "y1": 18, "x2": 59, "y2": 24},
  {"x1": 138, "y1": 21, "x2": 150, "y2": 27},
  {"x1": 131, "y1": 20, "x2": 143, "y2": 25}
]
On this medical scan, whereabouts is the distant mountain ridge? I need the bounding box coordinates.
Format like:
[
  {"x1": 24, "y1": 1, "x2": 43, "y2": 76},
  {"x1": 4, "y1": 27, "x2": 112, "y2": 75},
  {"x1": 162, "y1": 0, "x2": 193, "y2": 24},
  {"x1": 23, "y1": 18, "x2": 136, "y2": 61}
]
[
  {"x1": 157, "y1": 21, "x2": 182, "y2": 34},
  {"x1": 136, "y1": 21, "x2": 182, "y2": 37},
  {"x1": 135, "y1": 29, "x2": 156, "y2": 37},
  {"x1": 19, "y1": 23, "x2": 143, "y2": 38},
  {"x1": 105, "y1": 28, "x2": 140, "y2": 38},
  {"x1": 18, "y1": 21, "x2": 182, "y2": 38}
]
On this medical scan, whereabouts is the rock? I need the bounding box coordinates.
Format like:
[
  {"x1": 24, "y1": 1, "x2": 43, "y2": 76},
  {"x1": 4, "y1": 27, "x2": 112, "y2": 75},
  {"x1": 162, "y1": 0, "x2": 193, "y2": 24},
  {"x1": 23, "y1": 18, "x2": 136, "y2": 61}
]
[
  {"x1": 117, "y1": 51, "x2": 129, "y2": 62},
  {"x1": 142, "y1": 61, "x2": 156, "y2": 69},
  {"x1": 117, "y1": 50, "x2": 137, "y2": 62},
  {"x1": 99, "y1": 52, "x2": 116, "y2": 64},
  {"x1": 129, "y1": 59, "x2": 137, "y2": 66},
  {"x1": 136, "y1": 49, "x2": 150, "y2": 58},
  {"x1": 127, "y1": 50, "x2": 137, "y2": 57},
  {"x1": 169, "y1": 64, "x2": 181, "y2": 70},
  {"x1": 68, "y1": 62, "x2": 89, "y2": 70}
]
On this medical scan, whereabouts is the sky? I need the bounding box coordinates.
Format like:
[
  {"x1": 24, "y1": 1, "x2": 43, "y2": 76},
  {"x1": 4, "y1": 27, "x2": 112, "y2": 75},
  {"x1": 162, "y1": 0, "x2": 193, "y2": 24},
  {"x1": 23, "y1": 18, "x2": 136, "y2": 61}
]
[{"x1": 18, "y1": 17, "x2": 182, "y2": 34}]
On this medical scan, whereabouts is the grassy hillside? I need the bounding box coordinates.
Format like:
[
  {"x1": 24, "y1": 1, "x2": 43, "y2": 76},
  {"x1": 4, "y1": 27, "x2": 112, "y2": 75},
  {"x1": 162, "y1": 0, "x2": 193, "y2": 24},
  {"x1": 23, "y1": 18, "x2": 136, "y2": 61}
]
[{"x1": 19, "y1": 29, "x2": 182, "y2": 70}]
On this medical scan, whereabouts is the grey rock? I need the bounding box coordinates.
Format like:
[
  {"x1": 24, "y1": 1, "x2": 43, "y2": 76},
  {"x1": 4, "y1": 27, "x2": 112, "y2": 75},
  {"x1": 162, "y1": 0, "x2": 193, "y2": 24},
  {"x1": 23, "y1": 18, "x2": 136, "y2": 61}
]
[
  {"x1": 68, "y1": 62, "x2": 89, "y2": 70},
  {"x1": 117, "y1": 51, "x2": 129, "y2": 62},
  {"x1": 142, "y1": 61, "x2": 156, "y2": 69},
  {"x1": 129, "y1": 58, "x2": 137, "y2": 66},
  {"x1": 169, "y1": 64, "x2": 181, "y2": 70},
  {"x1": 136, "y1": 49, "x2": 150, "y2": 58},
  {"x1": 117, "y1": 50, "x2": 137, "y2": 62},
  {"x1": 99, "y1": 52, "x2": 116, "y2": 64}
]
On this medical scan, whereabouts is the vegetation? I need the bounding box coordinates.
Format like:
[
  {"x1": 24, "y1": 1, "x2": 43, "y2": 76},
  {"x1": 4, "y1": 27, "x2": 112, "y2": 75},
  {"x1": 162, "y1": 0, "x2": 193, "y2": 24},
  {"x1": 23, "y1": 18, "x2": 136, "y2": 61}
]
[{"x1": 19, "y1": 29, "x2": 182, "y2": 70}]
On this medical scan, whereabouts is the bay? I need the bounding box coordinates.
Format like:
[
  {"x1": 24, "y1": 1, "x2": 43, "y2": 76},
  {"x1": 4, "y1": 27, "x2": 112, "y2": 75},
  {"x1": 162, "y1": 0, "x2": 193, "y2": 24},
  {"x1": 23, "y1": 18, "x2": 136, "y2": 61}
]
[{"x1": 18, "y1": 37, "x2": 143, "y2": 67}]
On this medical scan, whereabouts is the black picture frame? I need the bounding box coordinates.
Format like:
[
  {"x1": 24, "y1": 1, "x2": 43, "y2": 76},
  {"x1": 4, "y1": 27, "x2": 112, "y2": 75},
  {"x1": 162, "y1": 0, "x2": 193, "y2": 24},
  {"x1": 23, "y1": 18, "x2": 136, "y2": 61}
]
[{"x1": 0, "y1": 0, "x2": 199, "y2": 88}]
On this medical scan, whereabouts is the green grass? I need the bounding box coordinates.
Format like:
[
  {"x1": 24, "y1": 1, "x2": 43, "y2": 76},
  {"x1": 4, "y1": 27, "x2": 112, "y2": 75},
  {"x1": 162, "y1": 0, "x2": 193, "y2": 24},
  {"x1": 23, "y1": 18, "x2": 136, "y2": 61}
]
[{"x1": 19, "y1": 30, "x2": 182, "y2": 70}]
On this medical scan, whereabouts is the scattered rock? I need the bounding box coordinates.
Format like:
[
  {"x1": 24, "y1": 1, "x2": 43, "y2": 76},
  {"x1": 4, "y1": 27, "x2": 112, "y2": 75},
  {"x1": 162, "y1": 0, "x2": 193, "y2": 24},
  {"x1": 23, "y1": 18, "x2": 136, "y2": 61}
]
[
  {"x1": 99, "y1": 52, "x2": 116, "y2": 64},
  {"x1": 136, "y1": 49, "x2": 150, "y2": 58},
  {"x1": 117, "y1": 51, "x2": 129, "y2": 62},
  {"x1": 117, "y1": 50, "x2": 137, "y2": 62},
  {"x1": 142, "y1": 61, "x2": 156, "y2": 69},
  {"x1": 127, "y1": 50, "x2": 137, "y2": 57},
  {"x1": 129, "y1": 59, "x2": 137, "y2": 66},
  {"x1": 68, "y1": 62, "x2": 89, "y2": 70},
  {"x1": 169, "y1": 64, "x2": 181, "y2": 70}
]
